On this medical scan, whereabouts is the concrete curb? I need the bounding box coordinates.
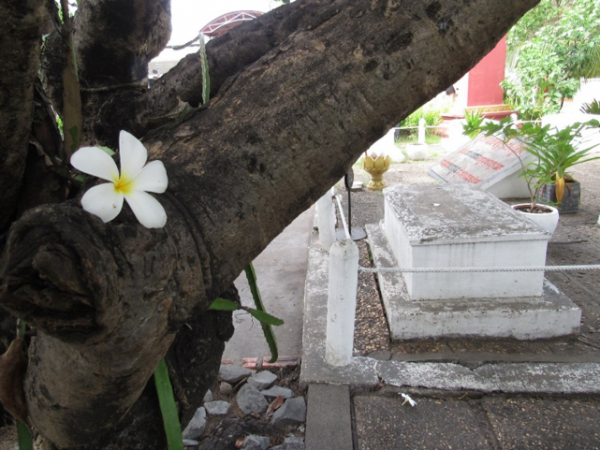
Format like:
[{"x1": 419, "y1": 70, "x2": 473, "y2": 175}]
[
  {"x1": 305, "y1": 384, "x2": 353, "y2": 450},
  {"x1": 300, "y1": 233, "x2": 600, "y2": 394}
]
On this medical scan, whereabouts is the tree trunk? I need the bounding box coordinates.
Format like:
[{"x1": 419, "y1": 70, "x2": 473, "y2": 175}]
[
  {"x1": 0, "y1": 0, "x2": 539, "y2": 448},
  {"x1": 0, "y1": 0, "x2": 46, "y2": 231}
]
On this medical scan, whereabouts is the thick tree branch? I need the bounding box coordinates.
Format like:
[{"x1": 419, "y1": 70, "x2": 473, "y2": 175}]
[
  {"x1": 0, "y1": 0, "x2": 540, "y2": 447},
  {"x1": 0, "y1": 0, "x2": 46, "y2": 232},
  {"x1": 73, "y1": 0, "x2": 171, "y2": 87},
  {"x1": 138, "y1": 0, "x2": 337, "y2": 128}
]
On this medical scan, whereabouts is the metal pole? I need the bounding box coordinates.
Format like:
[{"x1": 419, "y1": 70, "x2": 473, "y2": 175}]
[{"x1": 347, "y1": 187, "x2": 352, "y2": 235}]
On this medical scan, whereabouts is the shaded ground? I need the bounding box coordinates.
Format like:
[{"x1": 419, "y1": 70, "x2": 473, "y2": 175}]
[{"x1": 336, "y1": 154, "x2": 600, "y2": 364}]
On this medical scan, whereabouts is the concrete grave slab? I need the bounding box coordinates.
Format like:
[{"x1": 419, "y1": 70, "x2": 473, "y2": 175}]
[
  {"x1": 383, "y1": 184, "x2": 550, "y2": 300},
  {"x1": 366, "y1": 221, "x2": 581, "y2": 340}
]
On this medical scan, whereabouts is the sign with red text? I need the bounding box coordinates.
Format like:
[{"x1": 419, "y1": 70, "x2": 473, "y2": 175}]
[{"x1": 429, "y1": 134, "x2": 532, "y2": 194}]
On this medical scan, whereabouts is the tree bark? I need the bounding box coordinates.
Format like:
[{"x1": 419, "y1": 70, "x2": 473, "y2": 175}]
[
  {"x1": 0, "y1": 0, "x2": 540, "y2": 448},
  {"x1": 0, "y1": 0, "x2": 46, "y2": 231}
]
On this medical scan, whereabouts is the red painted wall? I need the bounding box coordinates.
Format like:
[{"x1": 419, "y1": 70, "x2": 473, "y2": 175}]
[{"x1": 467, "y1": 36, "x2": 507, "y2": 107}]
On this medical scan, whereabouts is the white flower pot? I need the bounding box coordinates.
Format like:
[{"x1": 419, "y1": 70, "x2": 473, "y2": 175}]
[
  {"x1": 405, "y1": 143, "x2": 427, "y2": 160},
  {"x1": 512, "y1": 203, "x2": 559, "y2": 235}
]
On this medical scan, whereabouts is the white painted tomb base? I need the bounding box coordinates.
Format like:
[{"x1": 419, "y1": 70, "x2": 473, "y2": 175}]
[
  {"x1": 384, "y1": 184, "x2": 550, "y2": 300},
  {"x1": 366, "y1": 222, "x2": 581, "y2": 340},
  {"x1": 370, "y1": 184, "x2": 581, "y2": 340}
]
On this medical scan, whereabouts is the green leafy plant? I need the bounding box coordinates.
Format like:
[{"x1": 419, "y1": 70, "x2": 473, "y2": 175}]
[
  {"x1": 154, "y1": 360, "x2": 183, "y2": 450},
  {"x1": 580, "y1": 99, "x2": 600, "y2": 114},
  {"x1": 209, "y1": 262, "x2": 284, "y2": 363},
  {"x1": 463, "y1": 110, "x2": 486, "y2": 138},
  {"x1": 505, "y1": 0, "x2": 600, "y2": 119},
  {"x1": 397, "y1": 104, "x2": 447, "y2": 144},
  {"x1": 464, "y1": 116, "x2": 600, "y2": 210}
]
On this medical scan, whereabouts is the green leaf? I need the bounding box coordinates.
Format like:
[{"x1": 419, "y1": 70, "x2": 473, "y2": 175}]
[
  {"x1": 154, "y1": 359, "x2": 183, "y2": 450},
  {"x1": 97, "y1": 146, "x2": 116, "y2": 156},
  {"x1": 17, "y1": 421, "x2": 32, "y2": 450},
  {"x1": 209, "y1": 298, "x2": 239, "y2": 311},
  {"x1": 199, "y1": 34, "x2": 210, "y2": 106},
  {"x1": 248, "y1": 309, "x2": 284, "y2": 326},
  {"x1": 69, "y1": 125, "x2": 80, "y2": 155},
  {"x1": 244, "y1": 262, "x2": 280, "y2": 363}
]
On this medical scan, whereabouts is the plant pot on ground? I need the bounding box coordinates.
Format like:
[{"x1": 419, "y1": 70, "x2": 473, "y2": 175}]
[
  {"x1": 512, "y1": 203, "x2": 560, "y2": 234},
  {"x1": 539, "y1": 179, "x2": 581, "y2": 214}
]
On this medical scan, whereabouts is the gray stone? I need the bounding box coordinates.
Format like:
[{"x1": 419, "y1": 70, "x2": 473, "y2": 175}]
[
  {"x1": 242, "y1": 434, "x2": 270, "y2": 450},
  {"x1": 271, "y1": 397, "x2": 307, "y2": 427},
  {"x1": 220, "y1": 381, "x2": 233, "y2": 395},
  {"x1": 182, "y1": 407, "x2": 206, "y2": 440},
  {"x1": 203, "y1": 388, "x2": 213, "y2": 403},
  {"x1": 219, "y1": 364, "x2": 252, "y2": 384},
  {"x1": 237, "y1": 384, "x2": 268, "y2": 415},
  {"x1": 261, "y1": 385, "x2": 293, "y2": 399},
  {"x1": 284, "y1": 436, "x2": 306, "y2": 449},
  {"x1": 247, "y1": 370, "x2": 278, "y2": 390},
  {"x1": 204, "y1": 400, "x2": 230, "y2": 415},
  {"x1": 183, "y1": 439, "x2": 199, "y2": 447}
]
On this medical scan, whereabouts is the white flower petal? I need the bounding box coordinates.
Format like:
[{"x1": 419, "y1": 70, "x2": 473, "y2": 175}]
[
  {"x1": 124, "y1": 190, "x2": 167, "y2": 228},
  {"x1": 81, "y1": 183, "x2": 124, "y2": 223},
  {"x1": 71, "y1": 147, "x2": 119, "y2": 182},
  {"x1": 119, "y1": 130, "x2": 148, "y2": 179},
  {"x1": 131, "y1": 160, "x2": 168, "y2": 193}
]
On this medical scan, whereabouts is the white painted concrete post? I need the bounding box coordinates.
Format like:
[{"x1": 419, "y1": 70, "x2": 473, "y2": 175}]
[
  {"x1": 316, "y1": 191, "x2": 336, "y2": 250},
  {"x1": 326, "y1": 239, "x2": 358, "y2": 366},
  {"x1": 418, "y1": 118, "x2": 426, "y2": 144}
]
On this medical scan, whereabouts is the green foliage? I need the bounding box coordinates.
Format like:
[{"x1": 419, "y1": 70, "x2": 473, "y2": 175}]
[
  {"x1": 505, "y1": 0, "x2": 600, "y2": 119},
  {"x1": 208, "y1": 262, "x2": 284, "y2": 364},
  {"x1": 397, "y1": 104, "x2": 447, "y2": 144},
  {"x1": 209, "y1": 298, "x2": 284, "y2": 327},
  {"x1": 154, "y1": 359, "x2": 183, "y2": 450},
  {"x1": 199, "y1": 34, "x2": 210, "y2": 106},
  {"x1": 580, "y1": 99, "x2": 600, "y2": 114},
  {"x1": 244, "y1": 262, "x2": 281, "y2": 363},
  {"x1": 55, "y1": 114, "x2": 64, "y2": 137},
  {"x1": 17, "y1": 422, "x2": 32, "y2": 450},
  {"x1": 463, "y1": 110, "x2": 486, "y2": 138},
  {"x1": 209, "y1": 298, "x2": 239, "y2": 311},
  {"x1": 399, "y1": 104, "x2": 445, "y2": 128}
]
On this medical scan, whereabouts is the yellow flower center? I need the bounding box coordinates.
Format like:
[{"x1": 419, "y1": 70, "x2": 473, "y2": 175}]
[{"x1": 113, "y1": 174, "x2": 134, "y2": 195}]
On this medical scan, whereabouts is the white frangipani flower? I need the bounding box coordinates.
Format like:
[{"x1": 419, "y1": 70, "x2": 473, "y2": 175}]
[
  {"x1": 400, "y1": 393, "x2": 417, "y2": 407},
  {"x1": 71, "y1": 130, "x2": 168, "y2": 228}
]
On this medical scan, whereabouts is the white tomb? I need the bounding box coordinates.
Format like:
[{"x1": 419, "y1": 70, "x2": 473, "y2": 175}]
[
  {"x1": 384, "y1": 184, "x2": 548, "y2": 300},
  {"x1": 367, "y1": 183, "x2": 581, "y2": 340}
]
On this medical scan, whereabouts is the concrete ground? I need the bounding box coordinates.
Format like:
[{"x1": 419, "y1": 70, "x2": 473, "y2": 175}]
[{"x1": 222, "y1": 206, "x2": 313, "y2": 364}]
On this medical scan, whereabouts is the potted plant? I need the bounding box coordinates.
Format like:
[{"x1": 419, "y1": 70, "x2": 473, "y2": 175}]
[
  {"x1": 524, "y1": 120, "x2": 600, "y2": 213},
  {"x1": 464, "y1": 116, "x2": 600, "y2": 232}
]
